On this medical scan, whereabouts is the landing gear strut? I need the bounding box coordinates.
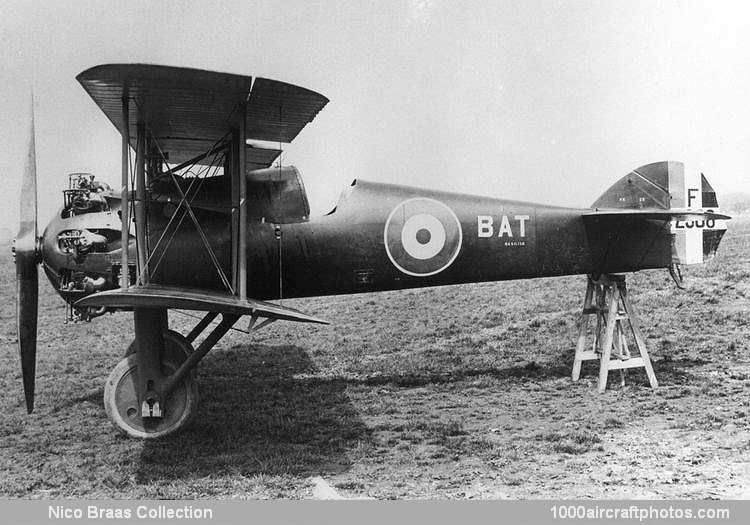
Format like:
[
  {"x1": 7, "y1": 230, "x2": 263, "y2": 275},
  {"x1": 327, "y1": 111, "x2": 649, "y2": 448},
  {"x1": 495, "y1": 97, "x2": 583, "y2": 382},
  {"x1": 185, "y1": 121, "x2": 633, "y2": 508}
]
[
  {"x1": 103, "y1": 308, "x2": 237, "y2": 438},
  {"x1": 124, "y1": 329, "x2": 196, "y2": 376}
]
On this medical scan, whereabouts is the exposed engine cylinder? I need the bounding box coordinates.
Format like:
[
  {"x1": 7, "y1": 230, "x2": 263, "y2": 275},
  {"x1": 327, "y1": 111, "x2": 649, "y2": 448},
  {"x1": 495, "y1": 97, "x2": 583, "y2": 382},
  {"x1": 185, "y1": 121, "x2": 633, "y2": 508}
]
[{"x1": 62, "y1": 173, "x2": 112, "y2": 217}]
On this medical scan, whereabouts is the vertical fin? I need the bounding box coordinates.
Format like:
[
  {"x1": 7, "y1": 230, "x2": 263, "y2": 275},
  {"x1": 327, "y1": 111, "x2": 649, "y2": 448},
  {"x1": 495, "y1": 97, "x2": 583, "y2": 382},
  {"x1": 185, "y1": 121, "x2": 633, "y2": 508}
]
[
  {"x1": 592, "y1": 161, "x2": 729, "y2": 268},
  {"x1": 667, "y1": 162, "x2": 727, "y2": 265}
]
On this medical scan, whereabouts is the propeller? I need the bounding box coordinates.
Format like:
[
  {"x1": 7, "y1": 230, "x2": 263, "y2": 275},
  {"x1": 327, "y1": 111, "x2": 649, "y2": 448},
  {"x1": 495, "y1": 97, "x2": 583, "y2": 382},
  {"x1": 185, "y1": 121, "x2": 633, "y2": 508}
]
[{"x1": 13, "y1": 95, "x2": 41, "y2": 413}]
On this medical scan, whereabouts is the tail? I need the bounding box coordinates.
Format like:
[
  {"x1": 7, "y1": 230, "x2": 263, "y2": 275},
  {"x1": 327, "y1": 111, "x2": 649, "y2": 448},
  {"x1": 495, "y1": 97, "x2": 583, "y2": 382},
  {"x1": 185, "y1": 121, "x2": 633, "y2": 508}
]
[{"x1": 586, "y1": 161, "x2": 729, "y2": 272}]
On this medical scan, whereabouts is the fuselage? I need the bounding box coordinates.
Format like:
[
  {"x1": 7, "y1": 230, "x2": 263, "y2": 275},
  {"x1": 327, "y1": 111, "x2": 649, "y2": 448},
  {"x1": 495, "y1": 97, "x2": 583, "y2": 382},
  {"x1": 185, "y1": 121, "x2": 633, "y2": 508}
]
[{"x1": 40, "y1": 176, "x2": 672, "y2": 307}]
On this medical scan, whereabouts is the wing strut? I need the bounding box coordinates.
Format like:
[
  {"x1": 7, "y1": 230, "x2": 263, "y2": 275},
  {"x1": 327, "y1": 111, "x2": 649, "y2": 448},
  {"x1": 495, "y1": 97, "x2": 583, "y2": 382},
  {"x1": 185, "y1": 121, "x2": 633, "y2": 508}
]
[
  {"x1": 120, "y1": 95, "x2": 130, "y2": 288},
  {"x1": 134, "y1": 122, "x2": 149, "y2": 284},
  {"x1": 230, "y1": 128, "x2": 240, "y2": 292},
  {"x1": 237, "y1": 99, "x2": 248, "y2": 300}
]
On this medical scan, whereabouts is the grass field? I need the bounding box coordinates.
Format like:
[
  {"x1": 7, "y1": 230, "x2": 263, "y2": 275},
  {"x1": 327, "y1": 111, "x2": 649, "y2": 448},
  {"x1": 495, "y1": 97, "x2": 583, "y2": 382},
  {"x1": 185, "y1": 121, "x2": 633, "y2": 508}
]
[{"x1": 1, "y1": 219, "x2": 748, "y2": 499}]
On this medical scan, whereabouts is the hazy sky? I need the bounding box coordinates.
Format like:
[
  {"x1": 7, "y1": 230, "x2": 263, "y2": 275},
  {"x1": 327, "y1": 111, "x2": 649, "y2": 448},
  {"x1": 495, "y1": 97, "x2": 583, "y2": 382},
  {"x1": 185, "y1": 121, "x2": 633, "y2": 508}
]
[{"x1": 2, "y1": 0, "x2": 749, "y2": 229}]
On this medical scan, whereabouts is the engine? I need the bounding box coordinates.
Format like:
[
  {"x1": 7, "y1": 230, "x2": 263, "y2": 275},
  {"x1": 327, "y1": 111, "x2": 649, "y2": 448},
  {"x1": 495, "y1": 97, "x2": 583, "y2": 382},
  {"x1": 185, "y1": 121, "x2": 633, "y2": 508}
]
[
  {"x1": 62, "y1": 172, "x2": 112, "y2": 216},
  {"x1": 41, "y1": 173, "x2": 127, "y2": 322}
]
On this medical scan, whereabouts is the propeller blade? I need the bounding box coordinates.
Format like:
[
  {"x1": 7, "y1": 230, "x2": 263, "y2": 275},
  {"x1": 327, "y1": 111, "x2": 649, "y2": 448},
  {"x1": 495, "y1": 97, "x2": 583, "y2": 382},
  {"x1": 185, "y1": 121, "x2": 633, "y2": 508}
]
[
  {"x1": 17, "y1": 270, "x2": 38, "y2": 413},
  {"x1": 15, "y1": 94, "x2": 39, "y2": 413}
]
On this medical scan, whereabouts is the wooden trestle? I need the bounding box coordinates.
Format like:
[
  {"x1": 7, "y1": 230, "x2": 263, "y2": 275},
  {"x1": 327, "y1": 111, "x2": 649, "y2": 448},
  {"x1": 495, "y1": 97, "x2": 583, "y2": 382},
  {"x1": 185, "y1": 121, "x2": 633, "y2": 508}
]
[{"x1": 572, "y1": 274, "x2": 658, "y2": 392}]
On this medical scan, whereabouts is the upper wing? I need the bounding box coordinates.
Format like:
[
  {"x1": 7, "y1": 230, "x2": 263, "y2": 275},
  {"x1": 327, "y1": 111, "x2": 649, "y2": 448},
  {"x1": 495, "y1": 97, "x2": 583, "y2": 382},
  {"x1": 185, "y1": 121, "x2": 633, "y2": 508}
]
[{"x1": 76, "y1": 64, "x2": 329, "y2": 167}]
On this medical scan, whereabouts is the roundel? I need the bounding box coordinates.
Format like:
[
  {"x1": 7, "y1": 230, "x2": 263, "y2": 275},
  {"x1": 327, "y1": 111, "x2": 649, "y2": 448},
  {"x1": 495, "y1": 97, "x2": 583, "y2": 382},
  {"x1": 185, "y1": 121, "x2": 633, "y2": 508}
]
[{"x1": 384, "y1": 197, "x2": 463, "y2": 277}]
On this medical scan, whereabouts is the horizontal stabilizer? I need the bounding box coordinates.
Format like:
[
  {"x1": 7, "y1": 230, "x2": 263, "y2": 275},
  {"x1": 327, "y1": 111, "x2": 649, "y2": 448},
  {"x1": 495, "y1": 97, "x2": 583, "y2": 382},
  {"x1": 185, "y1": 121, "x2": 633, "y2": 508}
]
[
  {"x1": 583, "y1": 209, "x2": 730, "y2": 221},
  {"x1": 76, "y1": 285, "x2": 328, "y2": 325},
  {"x1": 583, "y1": 208, "x2": 728, "y2": 266}
]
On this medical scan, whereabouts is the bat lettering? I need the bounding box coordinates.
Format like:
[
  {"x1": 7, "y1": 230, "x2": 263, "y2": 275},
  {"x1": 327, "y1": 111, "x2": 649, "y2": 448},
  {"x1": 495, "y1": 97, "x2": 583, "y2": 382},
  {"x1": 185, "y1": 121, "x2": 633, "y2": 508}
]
[
  {"x1": 477, "y1": 215, "x2": 493, "y2": 237},
  {"x1": 515, "y1": 215, "x2": 529, "y2": 237},
  {"x1": 476, "y1": 214, "x2": 530, "y2": 238},
  {"x1": 498, "y1": 216, "x2": 513, "y2": 237}
]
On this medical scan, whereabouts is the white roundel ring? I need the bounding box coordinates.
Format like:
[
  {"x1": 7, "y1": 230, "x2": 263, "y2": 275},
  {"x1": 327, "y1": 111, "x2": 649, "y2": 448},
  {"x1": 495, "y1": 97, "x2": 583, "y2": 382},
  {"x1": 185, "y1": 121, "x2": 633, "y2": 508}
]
[
  {"x1": 401, "y1": 213, "x2": 446, "y2": 260},
  {"x1": 384, "y1": 197, "x2": 462, "y2": 277}
]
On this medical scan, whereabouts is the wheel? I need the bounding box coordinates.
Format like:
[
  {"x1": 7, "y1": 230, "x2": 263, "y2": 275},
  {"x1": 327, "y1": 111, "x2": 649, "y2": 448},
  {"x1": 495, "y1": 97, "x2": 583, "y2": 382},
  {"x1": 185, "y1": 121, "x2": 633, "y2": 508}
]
[{"x1": 104, "y1": 353, "x2": 198, "y2": 439}]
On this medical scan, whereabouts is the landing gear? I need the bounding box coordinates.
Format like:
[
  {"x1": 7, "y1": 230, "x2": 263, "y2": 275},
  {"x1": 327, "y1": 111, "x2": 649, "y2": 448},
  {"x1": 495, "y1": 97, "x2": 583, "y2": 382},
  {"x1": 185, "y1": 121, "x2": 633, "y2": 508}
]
[
  {"x1": 104, "y1": 352, "x2": 198, "y2": 439},
  {"x1": 105, "y1": 315, "x2": 199, "y2": 439},
  {"x1": 124, "y1": 329, "x2": 196, "y2": 376},
  {"x1": 103, "y1": 309, "x2": 239, "y2": 439}
]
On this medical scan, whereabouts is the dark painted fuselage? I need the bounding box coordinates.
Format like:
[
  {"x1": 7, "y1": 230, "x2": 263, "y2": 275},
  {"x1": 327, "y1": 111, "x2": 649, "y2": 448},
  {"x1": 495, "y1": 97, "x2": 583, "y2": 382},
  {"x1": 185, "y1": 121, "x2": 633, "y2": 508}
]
[{"x1": 145, "y1": 179, "x2": 671, "y2": 300}]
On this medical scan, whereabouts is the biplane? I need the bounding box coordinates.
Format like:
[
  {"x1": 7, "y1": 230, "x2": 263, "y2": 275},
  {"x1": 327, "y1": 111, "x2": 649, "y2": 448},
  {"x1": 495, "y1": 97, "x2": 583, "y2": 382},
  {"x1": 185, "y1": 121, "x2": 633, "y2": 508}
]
[{"x1": 14, "y1": 64, "x2": 729, "y2": 438}]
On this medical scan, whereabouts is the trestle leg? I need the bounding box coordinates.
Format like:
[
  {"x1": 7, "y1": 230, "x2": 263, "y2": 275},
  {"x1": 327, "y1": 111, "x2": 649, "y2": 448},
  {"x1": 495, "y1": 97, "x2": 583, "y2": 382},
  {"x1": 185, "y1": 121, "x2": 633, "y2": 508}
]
[{"x1": 571, "y1": 274, "x2": 658, "y2": 392}]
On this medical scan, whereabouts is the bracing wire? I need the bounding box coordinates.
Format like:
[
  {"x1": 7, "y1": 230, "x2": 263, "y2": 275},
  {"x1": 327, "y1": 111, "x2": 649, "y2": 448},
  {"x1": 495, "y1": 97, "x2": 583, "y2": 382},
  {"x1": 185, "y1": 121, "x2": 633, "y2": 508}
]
[
  {"x1": 127, "y1": 137, "x2": 138, "y2": 286},
  {"x1": 130, "y1": 102, "x2": 234, "y2": 293},
  {"x1": 145, "y1": 147, "x2": 225, "y2": 267},
  {"x1": 277, "y1": 100, "x2": 284, "y2": 304},
  {"x1": 147, "y1": 146, "x2": 230, "y2": 289},
  {"x1": 147, "y1": 152, "x2": 226, "y2": 279}
]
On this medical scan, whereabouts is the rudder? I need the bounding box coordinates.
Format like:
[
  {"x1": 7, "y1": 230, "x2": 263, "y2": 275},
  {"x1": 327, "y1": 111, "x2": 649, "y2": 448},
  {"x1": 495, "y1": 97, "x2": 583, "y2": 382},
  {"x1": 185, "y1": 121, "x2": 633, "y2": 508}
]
[{"x1": 591, "y1": 161, "x2": 728, "y2": 265}]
